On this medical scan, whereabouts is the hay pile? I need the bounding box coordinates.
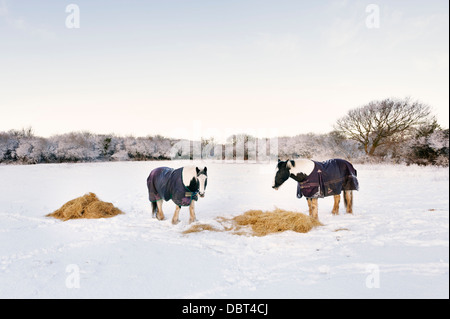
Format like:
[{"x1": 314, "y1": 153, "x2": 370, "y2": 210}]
[
  {"x1": 183, "y1": 208, "x2": 322, "y2": 236},
  {"x1": 233, "y1": 209, "x2": 322, "y2": 236},
  {"x1": 182, "y1": 223, "x2": 221, "y2": 234},
  {"x1": 47, "y1": 192, "x2": 124, "y2": 221}
]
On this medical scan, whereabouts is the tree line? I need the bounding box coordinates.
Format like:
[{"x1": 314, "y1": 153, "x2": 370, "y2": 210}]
[{"x1": 1, "y1": 98, "x2": 448, "y2": 166}]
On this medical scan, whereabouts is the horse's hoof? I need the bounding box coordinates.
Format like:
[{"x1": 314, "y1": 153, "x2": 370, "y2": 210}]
[{"x1": 172, "y1": 219, "x2": 180, "y2": 225}]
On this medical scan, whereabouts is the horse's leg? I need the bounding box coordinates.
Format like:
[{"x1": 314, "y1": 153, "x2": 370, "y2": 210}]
[
  {"x1": 156, "y1": 200, "x2": 165, "y2": 220},
  {"x1": 189, "y1": 200, "x2": 197, "y2": 224},
  {"x1": 172, "y1": 205, "x2": 181, "y2": 224},
  {"x1": 307, "y1": 198, "x2": 313, "y2": 217},
  {"x1": 344, "y1": 190, "x2": 353, "y2": 214},
  {"x1": 332, "y1": 194, "x2": 340, "y2": 215},
  {"x1": 310, "y1": 198, "x2": 319, "y2": 220}
]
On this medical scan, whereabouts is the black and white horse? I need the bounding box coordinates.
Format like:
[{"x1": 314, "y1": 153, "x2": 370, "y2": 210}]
[
  {"x1": 147, "y1": 166, "x2": 207, "y2": 224},
  {"x1": 273, "y1": 159, "x2": 359, "y2": 220}
]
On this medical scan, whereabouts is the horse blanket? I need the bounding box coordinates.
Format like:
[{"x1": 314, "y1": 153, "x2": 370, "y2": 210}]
[
  {"x1": 296, "y1": 159, "x2": 359, "y2": 199},
  {"x1": 147, "y1": 167, "x2": 198, "y2": 207}
]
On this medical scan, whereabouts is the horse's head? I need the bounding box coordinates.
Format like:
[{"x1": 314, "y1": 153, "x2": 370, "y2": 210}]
[
  {"x1": 272, "y1": 159, "x2": 293, "y2": 190},
  {"x1": 183, "y1": 166, "x2": 208, "y2": 198},
  {"x1": 196, "y1": 167, "x2": 208, "y2": 198}
]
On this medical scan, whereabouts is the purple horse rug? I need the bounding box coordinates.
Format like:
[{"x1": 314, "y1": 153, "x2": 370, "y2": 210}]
[
  {"x1": 147, "y1": 167, "x2": 198, "y2": 207},
  {"x1": 297, "y1": 159, "x2": 359, "y2": 199}
]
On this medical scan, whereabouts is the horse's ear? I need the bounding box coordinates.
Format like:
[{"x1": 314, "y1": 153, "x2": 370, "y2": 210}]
[
  {"x1": 203, "y1": 167, "x2": 207, "y2": 174},
  {"x1": 196, "y1": 167, "x2": 200, "y2": 175},
  {"x1": 278, "y1": 158, "x2": 281, "y2": 163}
]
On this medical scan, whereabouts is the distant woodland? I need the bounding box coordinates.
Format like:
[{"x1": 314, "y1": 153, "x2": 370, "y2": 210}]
[
  {"x1": 1, "y1": 98, "x2": 448, "y2": 166},
  {"x1": 1, "y1": 126, "x2": 447, "y2": 166}
]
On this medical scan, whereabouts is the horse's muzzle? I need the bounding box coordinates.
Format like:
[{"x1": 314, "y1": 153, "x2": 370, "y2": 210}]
[
  {"x1": 199, "y1": 193, "x2": 205, "y2": 198},
  {"x1": 272, "y1": 186, "x2": 279, "y2": 190}
]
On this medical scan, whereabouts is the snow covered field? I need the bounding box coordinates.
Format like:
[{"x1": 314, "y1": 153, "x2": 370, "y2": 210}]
[{"x1": 0, "y1": 161, "x2": 448, "y2": 299}]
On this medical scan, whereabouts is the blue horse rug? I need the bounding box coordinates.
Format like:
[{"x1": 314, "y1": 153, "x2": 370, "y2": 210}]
[
  {"x1": 296, "y1": 159, "x2": 359, "y2": 199},
  {"x1": 147, "y1": 167, "x2": 198, "y2": 207}
]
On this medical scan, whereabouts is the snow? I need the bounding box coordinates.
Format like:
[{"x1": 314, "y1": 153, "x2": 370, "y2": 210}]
[{"x1": 0, "y1": 161, "x2": 448, "y2": 298}]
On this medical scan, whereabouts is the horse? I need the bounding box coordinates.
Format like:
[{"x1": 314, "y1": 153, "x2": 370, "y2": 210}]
[
  {"x1": 272, "y1": 159, "x2": 359, "y2": 220},
  {"x1": 147, "y1": 166, "x2": 207, "y2": 224}
]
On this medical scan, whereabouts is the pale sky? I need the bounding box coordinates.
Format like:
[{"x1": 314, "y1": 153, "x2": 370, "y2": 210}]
[{"x1": 0, "y1": 0, "x2": 448, "y2": 142}]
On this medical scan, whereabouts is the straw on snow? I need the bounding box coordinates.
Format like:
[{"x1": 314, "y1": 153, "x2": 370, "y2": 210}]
[
  {"x1": 47, "y1": 192, "x2": 124, "y2": 221},
  {"x1": 183, "y1": 208, "x2": 322, "y2": 236}
]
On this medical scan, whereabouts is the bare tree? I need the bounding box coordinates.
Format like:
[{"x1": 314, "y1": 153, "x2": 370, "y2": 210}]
[{"x1": 335, "y1": 98, "x2": 432, "y2": 156}]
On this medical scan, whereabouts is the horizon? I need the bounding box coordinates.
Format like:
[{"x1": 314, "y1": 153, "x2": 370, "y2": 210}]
[
  {"x1": 1, "y1": 0, "x2": 448, "y2": 141},
  {"x1": 1, "y1": 124, "x2": 340, "y2": 141}
]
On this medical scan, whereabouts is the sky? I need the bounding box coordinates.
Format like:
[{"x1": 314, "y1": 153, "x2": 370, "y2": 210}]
[{"x1": 0, "y1": 0, "x2": 448, "y2": 142}]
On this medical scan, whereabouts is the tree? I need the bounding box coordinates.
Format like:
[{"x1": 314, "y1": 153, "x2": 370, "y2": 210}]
[
  {"x1": 404, "y1": 121, "x2": 449, "y2": 166},
  {"x1": 334, "y1": 98, "x2": 432, "y2": 156}
]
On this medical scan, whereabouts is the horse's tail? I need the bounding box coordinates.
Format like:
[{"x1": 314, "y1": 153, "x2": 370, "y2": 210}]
[
  {"x1": 344, "y1": 190, "x2": 353, "y2": 213},
  {"x1": 151, "y1": 201, "x2": 157, "y2": 218}
]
